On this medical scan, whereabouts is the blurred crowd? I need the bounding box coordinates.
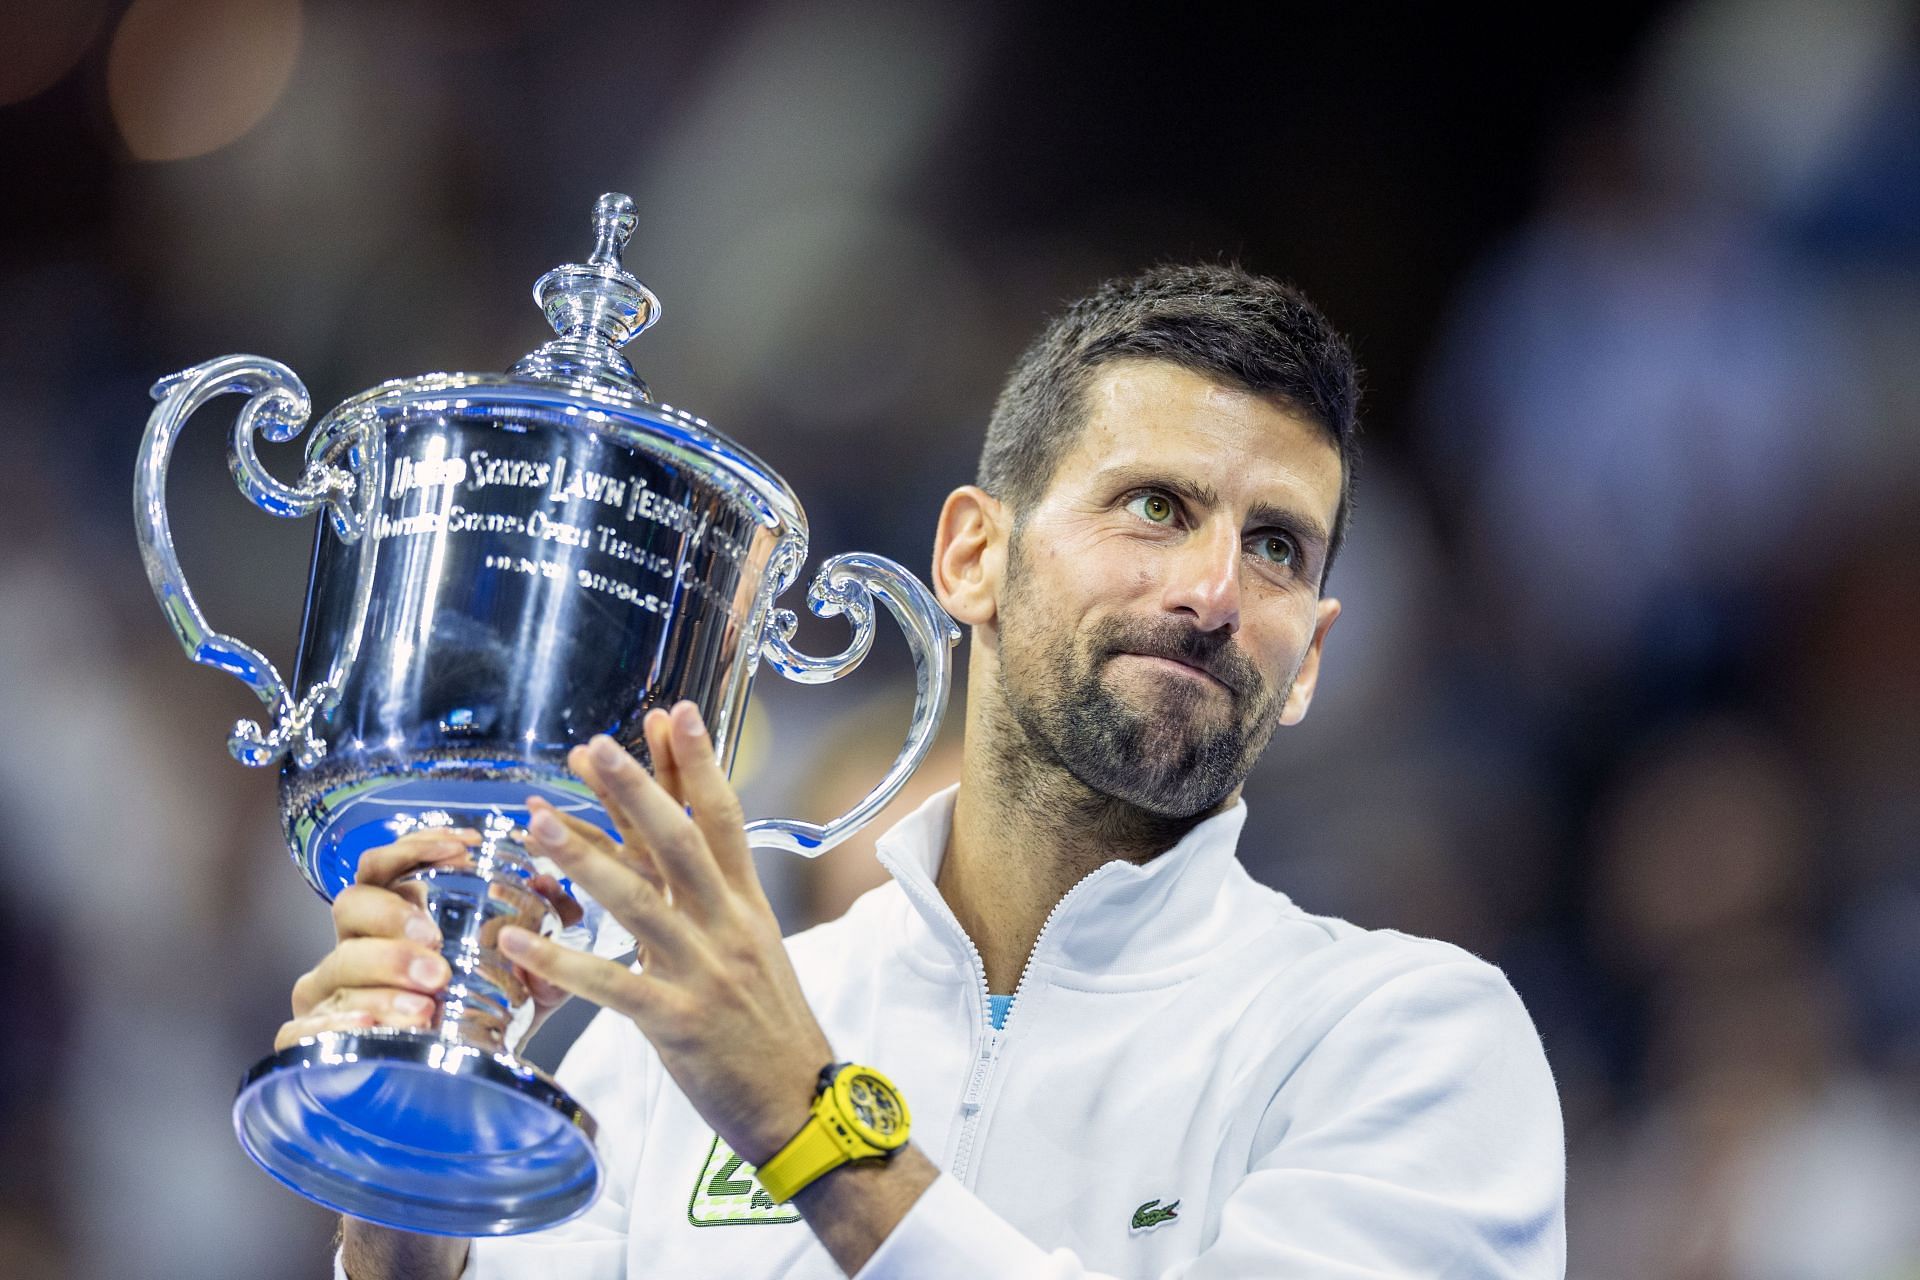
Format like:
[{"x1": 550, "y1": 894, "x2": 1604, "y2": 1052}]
[{"x1": 2, "y1": 1, "x2": 1916, "y2": 1277}]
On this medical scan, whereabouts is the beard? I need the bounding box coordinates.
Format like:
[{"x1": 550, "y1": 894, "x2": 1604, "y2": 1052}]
[{"x1": 995, "y1": 540, "x2": 1293, "y2": 821}]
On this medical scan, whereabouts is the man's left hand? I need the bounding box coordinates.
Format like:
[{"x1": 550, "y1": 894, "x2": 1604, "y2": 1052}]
[{"x1": 500, "y1": 701, "x2": 833, "y2": 1167}]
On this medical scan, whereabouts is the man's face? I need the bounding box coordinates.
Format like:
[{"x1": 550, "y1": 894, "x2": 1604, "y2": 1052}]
[{"x1": 993, "y1": 359, "x2": 1343, "y2": 819}]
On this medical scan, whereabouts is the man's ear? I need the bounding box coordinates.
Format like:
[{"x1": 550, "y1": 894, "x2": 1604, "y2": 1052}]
[
  {"x1": 1279, "y1": 596, "x2": 1341, "y2": 726},
  {"x1": 932, "y1": 485, "x2": 1005, "y2": 628}
]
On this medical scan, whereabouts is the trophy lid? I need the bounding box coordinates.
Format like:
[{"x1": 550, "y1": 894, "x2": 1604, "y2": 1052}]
[
  {"x1": 512, "y1": 193, "x2": 662, "y2": 396},
  {"x1": 303, "y1": 192, "x2": 805, "y2": 541}
]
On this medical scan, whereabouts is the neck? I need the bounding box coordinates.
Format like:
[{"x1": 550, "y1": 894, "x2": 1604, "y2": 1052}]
[{"x1": 936, "y1": 683, "x2": 1212, "y2": 993}]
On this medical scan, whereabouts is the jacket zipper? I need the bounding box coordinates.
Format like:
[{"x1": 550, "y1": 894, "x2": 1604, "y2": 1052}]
[
  {"x1": 945, "y1": 862, "x2": 1125, "y2": 1185},
  {"x1": 885, "y1": 869, "x2": 999, "y2": 1180}
]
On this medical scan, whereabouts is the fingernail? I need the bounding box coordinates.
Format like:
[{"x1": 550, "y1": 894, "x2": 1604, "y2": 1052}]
[
  {"x1": 410, "y1": 955, "x2": 447, "y2": 987},
  {"x1": 591, "y1": 736, "x2": 624, "y2": 767},
  {"x1": 499, "y1": 926, "x2": 532, "y2": 957},
  {"x1": 394, "y1": 992, "x2": 433, "y2": 1017},
  {"x1": 404, "y1": 914, "x2": 440, "y2": 945},
  {"x1": 674, "y1": 702, "x2": 704, "y2": 736},
  {"x1": 530, "y1": 810, "x2": 564, "y2": 845}
]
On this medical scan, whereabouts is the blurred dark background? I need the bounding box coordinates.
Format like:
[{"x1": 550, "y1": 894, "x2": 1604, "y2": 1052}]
[{"x1": 3, "y1": 2, "x2": 1918, "y2": 1276}]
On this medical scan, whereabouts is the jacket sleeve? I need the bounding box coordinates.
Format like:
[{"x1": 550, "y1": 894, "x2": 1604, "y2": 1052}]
[
  {"x1": 462, "y1": 1006, "x2": 657, "y2": 1280},
  {"x1": 332, "y1": 1005, "x2": 656, "y2": 1280},
  {"x1": 852, "y1": 959, "x2": 1566, "y2": 1280}
]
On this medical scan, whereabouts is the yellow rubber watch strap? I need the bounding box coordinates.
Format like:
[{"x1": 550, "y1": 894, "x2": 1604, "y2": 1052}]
[{"x1": 756, "y1": 1112, "x2": 847, "y2": 1204}]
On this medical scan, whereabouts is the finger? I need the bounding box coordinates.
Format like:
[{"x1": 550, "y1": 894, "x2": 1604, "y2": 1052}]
[
  {"x1": 518, "y1": 965, "x2": 579, "y2": 1014},
  {"x1": 331, "y1": 883, "x2": 442, "y2": 945},
  {"x1": 566, "y1": 743, "x2": 688, "y2": 910},
  {"x1": 528, "y1": 873, "x2": 586, "y2": 929},
  {"x1": 355, "y1": 828, "x2": 481, "y2": 887},
  {"x1": 573, "y1": 733, "x2": 725, "y2": 916},
  {"x1": 292, "y1": 937, "x2": 450, "y2": 1017},
  {"x1": 524, "y1": 798, "x2": 619, "y2": 856},
  {"x1": 275, "y1": 1010, "x2": 377, "y2": 1051},
  {"x1": 499, "y1": 925, "x2": 667, "y2": 1024},
  {"x1": 663, "y1": 701, "x2": 761, "y2": 898},
  {"x1": 313, "y1": 985, "x2": 439, "y2": 1029},
  {"x1": 525, "y1": 805, "x2": 694, "y2": 963},
  {"x1": 527, "y1": 796, "x2": 662, "y2": 893},
  {"x1": 566, "y1": 738, "x2": 651, "y2": 846},
  {"x1": 644, "y1": 707, "x2": 685, "y2": 807}
]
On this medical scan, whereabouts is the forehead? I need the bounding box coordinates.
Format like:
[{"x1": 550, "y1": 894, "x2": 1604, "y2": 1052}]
[{"x1": 1052, "y1": 359, "x2": 1343, "y2": 519}]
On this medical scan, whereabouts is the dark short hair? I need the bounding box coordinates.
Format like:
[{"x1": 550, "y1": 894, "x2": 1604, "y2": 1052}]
[{"x1": 977, "y1": 263, "x2": 1361, "y2": 585}]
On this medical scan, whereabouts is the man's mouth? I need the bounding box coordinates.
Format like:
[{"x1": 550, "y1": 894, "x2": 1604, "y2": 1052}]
[{"x1": 1113, "y1": 650, "x2": 1234, "y2": 694}]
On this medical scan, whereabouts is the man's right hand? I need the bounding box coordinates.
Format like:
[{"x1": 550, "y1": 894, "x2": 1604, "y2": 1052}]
[
  {"x1": 277, "y1": 820, "x2": 584, "y2": 1050},
  {"x1": 276, "y1": 827, "x2": 472, "y2": 1049}
]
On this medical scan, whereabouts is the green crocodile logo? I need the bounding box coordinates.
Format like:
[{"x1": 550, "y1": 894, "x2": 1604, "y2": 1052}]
[{"x1": 1130, "y1": 1198, "x2": 1180, "y2": 1232}]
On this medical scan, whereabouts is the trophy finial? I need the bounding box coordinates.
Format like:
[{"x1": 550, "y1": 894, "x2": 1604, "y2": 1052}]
[
  {"x1": 522, "y1": 192, "x2": 661, "y2": 381},
  {"x1": 588, "y1": 193, "x2": 637, "y2": 270}
]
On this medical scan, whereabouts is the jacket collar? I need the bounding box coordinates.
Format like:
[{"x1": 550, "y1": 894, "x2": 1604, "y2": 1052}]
[{"x1": 874, "y1": 784, "x2": 1252, "y2": 982}]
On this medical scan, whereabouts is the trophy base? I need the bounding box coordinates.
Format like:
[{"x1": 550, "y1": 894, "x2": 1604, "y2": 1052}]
[{"x1": 233, "y1": 1027, "x2": 601, "y2": 1237}]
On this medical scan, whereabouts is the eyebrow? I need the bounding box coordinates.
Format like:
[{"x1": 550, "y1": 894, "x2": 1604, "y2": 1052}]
[{"x1": 1100, "y1": 466, "x2": 1332, "y2": 561}]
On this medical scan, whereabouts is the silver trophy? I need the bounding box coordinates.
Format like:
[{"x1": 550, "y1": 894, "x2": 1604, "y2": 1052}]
[{"x1": 133, "y1": 194, "x2": 959, "y2": 1236}]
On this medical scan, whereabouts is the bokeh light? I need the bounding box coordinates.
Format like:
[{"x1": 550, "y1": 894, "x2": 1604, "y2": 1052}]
[
  {"x1": 0, "y1": 0, "x2": 107, "y2": 106},
  {"x1": 107, "y1": 0, "x2": 301, "y2": 162}
]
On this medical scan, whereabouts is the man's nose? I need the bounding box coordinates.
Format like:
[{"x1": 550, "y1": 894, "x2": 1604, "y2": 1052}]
[{"x1": 1160, "y1": 520, "x2": 1241, "y2": 633}]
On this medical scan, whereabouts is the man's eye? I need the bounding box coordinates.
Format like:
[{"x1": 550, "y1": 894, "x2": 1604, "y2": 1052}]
[
  {"x1": 1253, "y1": 533, "x2": 1296, "y2": 567},
  {"x1": 1126, "y1": 492, "x2": 1176, "y2": 524}
]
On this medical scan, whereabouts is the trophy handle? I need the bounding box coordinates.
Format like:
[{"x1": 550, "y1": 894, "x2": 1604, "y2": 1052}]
[
  {"x1": 134, "y1": 355, "x2": 376, "y2": 768},
  {"x1": 747, "y1": 551, "x2": 961, "y2": 856}
]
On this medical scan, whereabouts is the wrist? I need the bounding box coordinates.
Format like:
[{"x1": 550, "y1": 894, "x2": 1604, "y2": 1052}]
[
  {"x1": 790, "y1": 1138, "x2": 924, "y2": 1205},
  {"x1": 756, "y1": 1061, "x2": 911, "y2": 1204},
  {"x1": 340, "y1": 1218, "x2": 467, "y2": 1280},
  {"x1": 738, "y1": 1064, "x2": 828, "y2": 1165},
  {"x1": 788, "y1": 1144, "x2": 940, "y2": 1277}
]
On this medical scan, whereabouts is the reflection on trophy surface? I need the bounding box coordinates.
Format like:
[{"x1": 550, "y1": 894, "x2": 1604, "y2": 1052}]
[{"x1": 132, "y1": 192, "x2": 959, "y2": 1236}]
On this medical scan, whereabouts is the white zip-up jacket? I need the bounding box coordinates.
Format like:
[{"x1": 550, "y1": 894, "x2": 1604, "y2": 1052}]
[{"x1": 419, "y1": 785, "x2": 1566, "y2": 1278}]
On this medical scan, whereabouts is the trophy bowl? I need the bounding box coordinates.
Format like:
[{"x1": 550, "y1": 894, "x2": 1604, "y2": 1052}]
[{"x1": 133, "y1": 194, "x2": 958, "y2": 1236}]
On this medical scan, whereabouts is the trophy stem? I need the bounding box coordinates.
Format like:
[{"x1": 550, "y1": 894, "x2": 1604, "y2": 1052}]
[{"x1": 393, "y1": 825, "x2": 554, "y2": 1055}]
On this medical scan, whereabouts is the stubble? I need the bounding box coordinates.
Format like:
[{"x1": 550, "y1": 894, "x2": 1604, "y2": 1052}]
[{"x1": 987, "y1": 532, "x2": 1293, "y2": 848}]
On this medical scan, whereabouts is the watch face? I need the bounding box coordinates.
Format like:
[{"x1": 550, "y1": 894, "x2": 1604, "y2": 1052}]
[{"x1": 842, "y1": 1072, "x2": 905, "y2": 1140}]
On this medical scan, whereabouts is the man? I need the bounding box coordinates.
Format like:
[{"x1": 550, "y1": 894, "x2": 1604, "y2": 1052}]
[{"x1": 290, "y1": 265, "x2": 1567, "y2": 1278}]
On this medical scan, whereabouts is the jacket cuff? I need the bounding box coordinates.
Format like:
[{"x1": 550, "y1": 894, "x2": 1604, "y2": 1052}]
[{"x1": 852, "y1": 1173, "x2": 1060, "y2": 1280}]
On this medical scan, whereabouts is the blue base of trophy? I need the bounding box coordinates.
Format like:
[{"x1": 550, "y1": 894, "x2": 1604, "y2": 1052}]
[{"x1": 234, "y1": 1029, "x2": 601, "y2": 1237}]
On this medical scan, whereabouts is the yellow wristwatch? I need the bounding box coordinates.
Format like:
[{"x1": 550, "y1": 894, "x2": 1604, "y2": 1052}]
[{"x1": 756, "y1": 1062, "x2": 910, "y2": 1203}]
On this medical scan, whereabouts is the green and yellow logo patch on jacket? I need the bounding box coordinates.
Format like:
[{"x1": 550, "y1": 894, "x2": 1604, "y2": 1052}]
[{"x1": 688, "y1": 1135, "x2": 801, "y2": 1226}]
